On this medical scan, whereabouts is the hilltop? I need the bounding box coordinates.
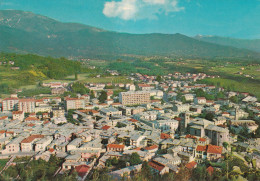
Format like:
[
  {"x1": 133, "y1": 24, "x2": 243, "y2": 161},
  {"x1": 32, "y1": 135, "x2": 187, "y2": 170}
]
[{"x1": 0, "y1": 10, "x2": 259, "y2": 60}]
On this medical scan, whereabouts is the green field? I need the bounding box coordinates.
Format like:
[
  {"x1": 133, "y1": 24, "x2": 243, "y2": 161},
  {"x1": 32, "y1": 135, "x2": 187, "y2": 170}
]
[
  {"x1": 200, "y1": 78, "x2": 260, "y2": 99},
  {"x1": 0, "y1": 159, "x2": 8, "y2": 170},
  {"x1": 80, "y1": 76, "x2": 132, "y2": 84}
]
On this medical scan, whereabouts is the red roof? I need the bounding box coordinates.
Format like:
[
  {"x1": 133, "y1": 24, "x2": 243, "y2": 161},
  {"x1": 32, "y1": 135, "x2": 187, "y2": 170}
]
[
  {"x1": 222, "y1": 112, "x2": 229, "y2": 114},
  {"x1": 21, "y1": 135, "x2": 44, "y2": 143},
  {"x1": 145, "y1": 145, "x2": 158, "y2": 150},
  {"x1": 3, "y1": 97, "x2": 18, "y2": 101},
  {"x1": 43, "y1": 121, "x2": 50, "y2": 124},
  {"x1": 12, "y1": 111, "x2": 23, "y2": 115},
  {"x1": 174, "y1": 117, "x2": 182, "y2": 121},
  {"x1": 148, "y1": 161, "x2": 165, "y2": 172},
  {"x1": 185, "y1": 161, "x2": 197, "y2": 169},
  {"x1": 185, "y1": 134, "x2": 197, "y2": 139},
  {"x1": 154, "y1": 108, "x2": 162, "y2": 111},
  {"x1": 134, "y1": 147, "x2": 141, "y2": 150},
  {"x1": 27, "y1": 123, "x2": 35, "y2": 127},
  {"x1": 24, "y1": 117, "x2": 40, "y2": 121},
  {"x1": 101, "y1": 125, "x2": 111, "y2": 130},
  {"x1": 107, "y1": 144, "x2": 125, "y2": 149},
  {"x1": 196, "y1": 145, "x2": 207, "y2": 152},
  {"x1": 160, "y1": 133, "x2": 171, "y2": 139},
  {"x1": 199, "y1": 138, "x2": 206, "y2": 142},
  {"x1": 75, "y1": 165, "x2": 90, "y2": 177},
  {"x1": 49, "y1": 148, "x2": 55, "y2": 153},
  {"x1": 0, "y1": 116, "x2": 8, "y2": 120},
  {"x1": 19, "y1": 99, "x2": 35, "y2": 102},
  {"x1": 207, "y1": 145, "x2": 222, "y2": 154},
  {"x1": 128, "y1": 118, "x2": 138, "y2": 123},
  {"x1": 138, "y1": 84, "x2": 153, "y2": 87}
]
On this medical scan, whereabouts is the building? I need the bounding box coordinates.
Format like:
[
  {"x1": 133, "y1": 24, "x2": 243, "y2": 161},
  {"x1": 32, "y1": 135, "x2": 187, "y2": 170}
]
[
  {"x1": 65, "y1": 98, "x2": 85, "y2": 111},
  {"x1": 153, "y1": 119, "x2": 179, "y2": 132},
  {"x1": 2, "y1": 97, "x2": 19, "y2": 111},
  {"x1": 119, "y1": 91, "x2": 150, "y2": 106},
  {"x1": 18, "y1": 99, "x2": 35, "y2": 113},
  {"x1": 107, "y1": 144, "x2": 125, "y2": 152},
  {"x1": 188, "y1": 119, "x2": 229, "y2": 146},
  {"x1": 35, "y1": 136, "x2": 53, "y2": 152},
  {"x1": 21, "y1": 135, "x2": 45, "y2": 152},
  {"x1": 100, "y1": 107, "x2": 122, "y2": 117},
  {"x1": 194, "y1": 97, "x2": 207, "y2": 105},
  {"x1": 51, "y1": 87, "x2": 67, "y2": 95},
  {"x1": 12, "y1": 111, "x2": 24, "y2": 121},
  {"x1": 172, "y1": 104, "x2": 190, "y2": 112},
  {"x1": 52, "y1": 107, "x2": 65, "y2": 118}
]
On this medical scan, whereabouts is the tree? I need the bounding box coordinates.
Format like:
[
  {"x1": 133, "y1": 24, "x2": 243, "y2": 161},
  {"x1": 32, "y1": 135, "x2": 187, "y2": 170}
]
[
  {"x1": 111, "y1": 157, "x2": 119, "y2": 165},
  {"x1": 230, "y1": 96, "x2": 239, "y2": 103},
  {"x1": 75, "y1": 72, "x2": 78, "y2": 80},
  {"x1": 71, "y1": 82, "x2": 89, "y2": 94},
  {"x1": 129, "y1": 152, "x2": 142, "y2": 166},
  {"x1": 98, "y1": 91, "x2": 107, "y2": 103},
  {"x1": 192, "y1": 165, "x2": 207, "y2": 181},
  {"x1": 205, "y1": 112, "x2": 215, "y2": 121},
  {"x1": 156, "y1": 75, "x2": 162, "y2": 82}
]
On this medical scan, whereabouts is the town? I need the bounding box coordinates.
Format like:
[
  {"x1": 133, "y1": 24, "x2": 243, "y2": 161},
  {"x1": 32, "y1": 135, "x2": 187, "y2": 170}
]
[{"x1": 0, "y1": 71, "x2": 259, "y2": 181}]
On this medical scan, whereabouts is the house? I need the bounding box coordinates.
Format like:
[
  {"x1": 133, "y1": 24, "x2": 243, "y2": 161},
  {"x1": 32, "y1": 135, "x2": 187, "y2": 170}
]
[
  {"x1": 75, "y1": 165, "x2": 90, "y2": 178},
  {"x1": 21, "y1": 135, "x2": 45, "y2": 152},
  {"x1": 110, "y1": 164, "x2": 142, "y2": 180},
  {"x1": 35, "y1": 136, "x2": 53, "y2": 152},
  {"x1": 67, "y1": 138, "x2": 82, "y2": 151},
  {"x1": 144, "y1": 145, "x2": 158, "y2": 153},
  {"x1": 194, "y1": 97, "x2": 207, "y2": 105},
  {"x1": 1, "y1": 136, "x2": 25, "y2": 154},
  {"x1": 148, "y1": 160, "x2": 169, "y2": 175},
  {"x1": 100, "y1": 107, "x2": 122, "y2": 117},
  {"x1": 107, "y1": 144, "x2": 125, "y2": 152},
  {"x1": 195, "y1": 144, "x2": 223, "y2": 162},
  {"x1": 185, "y1": 161, "x2": 197, "y2": 169}
]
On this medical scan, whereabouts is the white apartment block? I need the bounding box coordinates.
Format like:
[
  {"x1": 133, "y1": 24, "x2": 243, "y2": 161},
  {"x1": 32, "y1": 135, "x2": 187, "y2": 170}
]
[
  {"x1": 18, "y1": 99, "x2": 36, "y2": 113},
  {"x1": 2, "y1": 97, "x2": 19, "y2": 111},
  {"x1": 65, "y1": 98, "x2": 85, "y2": 110}
]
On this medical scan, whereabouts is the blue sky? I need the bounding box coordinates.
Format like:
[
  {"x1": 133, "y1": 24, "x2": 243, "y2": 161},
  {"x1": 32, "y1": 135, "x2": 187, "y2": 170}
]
[{"x1": 0, "y1": 0, "x2": 260, "y2": 39}]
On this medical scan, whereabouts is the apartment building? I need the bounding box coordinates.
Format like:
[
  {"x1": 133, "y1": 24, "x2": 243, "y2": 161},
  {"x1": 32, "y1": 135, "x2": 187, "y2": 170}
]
[
  {"x1": 65, "y1": 97, "x2": 85, "y2": 111},
  {"x1": 18, "y1": 99, "x2": 36, "y2": 113},
  {"x1": 119, "y1": 91, "x2": 150, "y2": 105},
  {"x1": 2, "y1": 97, "x2": 19, "y2": 111}
]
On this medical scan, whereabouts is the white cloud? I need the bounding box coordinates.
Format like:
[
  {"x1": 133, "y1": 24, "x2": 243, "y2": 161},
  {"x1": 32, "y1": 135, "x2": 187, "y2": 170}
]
[
  {"x1": 103, "y1": 0, "x2": 137, "y2": 20},
  {"x1": 103, "y1": 0, "x2": 184, "y2": 20}
]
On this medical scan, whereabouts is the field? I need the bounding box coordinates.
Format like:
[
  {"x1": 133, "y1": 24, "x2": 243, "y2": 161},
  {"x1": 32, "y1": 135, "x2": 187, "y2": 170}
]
[
  {"x1": 199, "y1": 78, "x2": 260, "y2": 99},
  {"x1": 0, "y1": 159, "x2": 8, "y2": 170},
  {"x1": 80, "y1": 76, "x2": 132, "y2": 84}
]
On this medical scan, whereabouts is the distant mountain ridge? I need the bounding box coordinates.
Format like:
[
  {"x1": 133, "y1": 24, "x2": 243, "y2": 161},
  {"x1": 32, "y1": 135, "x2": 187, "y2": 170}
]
[
  {"x1": 195, "y1": 35, "x2": 260, "y2": 53},
  {"x1": 0, "y1": 10, "x2": 259, "y2": 59}
]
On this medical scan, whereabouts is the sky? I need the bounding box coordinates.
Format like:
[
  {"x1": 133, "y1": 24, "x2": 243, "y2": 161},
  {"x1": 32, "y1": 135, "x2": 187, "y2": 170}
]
[{"x1": 0, "y1": 0, "x2": 260, "y2": 39}]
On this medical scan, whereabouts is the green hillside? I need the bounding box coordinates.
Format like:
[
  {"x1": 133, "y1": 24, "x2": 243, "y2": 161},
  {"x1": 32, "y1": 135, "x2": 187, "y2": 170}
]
[
  {"x1": 0, "y1": 10, "x2": 259, "y2": 60},
  {"x1": 0, "y1": 53, "x2": 82, "y2": 94},
  {"x1": 195, "y1": 35, "x2": 260, "y2": 53}
]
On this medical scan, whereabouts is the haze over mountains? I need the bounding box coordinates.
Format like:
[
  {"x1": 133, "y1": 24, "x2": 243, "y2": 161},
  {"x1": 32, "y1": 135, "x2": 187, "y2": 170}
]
[
  {"x1": 0, "y1": 10, "x2": 259, "y2": 59},
  {"x1": 195, "y1": 35, "x2": 260, "y2": 53}
]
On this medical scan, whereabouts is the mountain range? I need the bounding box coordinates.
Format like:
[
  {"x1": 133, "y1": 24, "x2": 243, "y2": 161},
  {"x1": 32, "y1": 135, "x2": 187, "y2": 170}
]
[
  {"x1": 195, "y1": 35, "x2": 260, "y2": 53},
  {"x1": 0, "y1": 10, "x2": 259, "y2": 60}
]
